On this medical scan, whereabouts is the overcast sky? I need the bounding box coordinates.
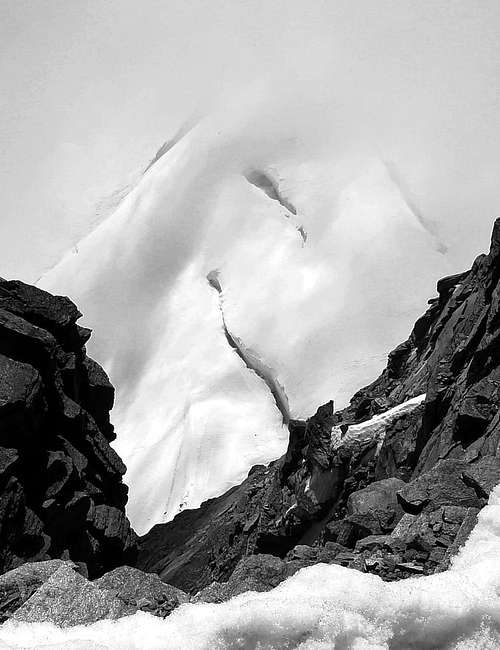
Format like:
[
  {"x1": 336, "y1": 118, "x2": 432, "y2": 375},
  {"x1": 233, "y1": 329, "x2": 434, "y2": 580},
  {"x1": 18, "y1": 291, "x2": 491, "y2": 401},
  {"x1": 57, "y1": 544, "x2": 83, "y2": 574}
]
[{"x1": 1, "y1": 0, "x2": 500, "y2": 282}]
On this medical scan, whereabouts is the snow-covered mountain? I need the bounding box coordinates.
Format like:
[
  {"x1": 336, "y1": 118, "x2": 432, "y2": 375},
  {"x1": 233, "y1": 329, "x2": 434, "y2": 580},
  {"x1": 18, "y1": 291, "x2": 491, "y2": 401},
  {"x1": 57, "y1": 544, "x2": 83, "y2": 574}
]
[
  {"x1": 40, "y1": 110, "x2": 451, "y2": 534},
  {"x1": 3, "y1": 217, "x2": 500, "y2": 647}
]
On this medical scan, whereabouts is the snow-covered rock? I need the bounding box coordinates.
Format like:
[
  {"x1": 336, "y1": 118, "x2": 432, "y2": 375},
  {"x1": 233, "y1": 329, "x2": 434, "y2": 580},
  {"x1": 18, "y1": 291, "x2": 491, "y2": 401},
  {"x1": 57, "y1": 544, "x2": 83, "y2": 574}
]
[{"x1": 333, "y1": 393, "x2": 426, "y2": 454}]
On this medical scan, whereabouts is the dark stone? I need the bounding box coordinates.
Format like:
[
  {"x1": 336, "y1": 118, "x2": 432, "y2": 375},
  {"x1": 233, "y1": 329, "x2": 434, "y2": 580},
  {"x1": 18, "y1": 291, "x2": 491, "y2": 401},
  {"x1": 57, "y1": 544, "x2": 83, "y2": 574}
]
[
  {"x1": 441, "y1": 508, "x2": 480, "y2": 569},
  {"x1": 305, "y1": 401, "x2": 336, "y2": 469},
  {"x1": 397, "y1": 460, "x2": 484, "y2": 514},
  {"x1": 436, "y1": 272, "x2": 470, "y2": 300},
  {"x1": 0, "y1": 279, "x2": 136, "y2": 577},
  {"x1": 283, "y1": 419, "x2": 307, "y2": 475},
  {"x1": 461, "y1": 456, "x2": 500, "y2": 497},
  {"x1": 0, "y1": 559, "x2": 82, "y2": 622},
  {"x1": 0, "y1": 281, "x2": 81, "y2": 336},
  {"x1": 375, "y1": 405, "x2": 424, "y2": 481},
  {"x1": 355, "y1": 535, "x2": 392, "y2": 553},
  {"x1": 0, "y1": 354, "x2": 45, "y2": 448},
  {"x1": 82, "y1": 358, "x2": 115, "y2": 441},
  {"x1": 91, "y1": 504, "x2": 136, "y2": 552},
  {"x1": 335, "y1": 517, "x2": 373, "y2": 547},
  {"x1": 94, "y1": 566, "x2": 188, "y2": 617},
  {"x1": 12, "y1": 564, "x2": 130, "y2": 626},
  {"x1": 395, "y1": 562, "x2": 425, "y2": 574},
  {"x1": 0, "y1": 448, "x2": 18, "y2": 478},
  {"x1": 346, "y1": 478, "x2": 406, "y2": 534},
  {"x1": 45, "y1": 451, "x2": 75, "y2": 500},
  {"x1": 194, "y1": 554, "x2": 296, "y2": 603}
]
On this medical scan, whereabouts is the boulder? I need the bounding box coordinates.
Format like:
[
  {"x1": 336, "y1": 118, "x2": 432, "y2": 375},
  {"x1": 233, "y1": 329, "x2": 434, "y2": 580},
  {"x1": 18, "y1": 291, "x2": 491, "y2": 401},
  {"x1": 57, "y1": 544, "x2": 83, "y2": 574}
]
[
  {"x1": 0, "y1": 280, "x2": 80, "y2": 335},
  {"x1": 194, "y1": 555, "x2": 294, "y2": 603},
  {"x1": 0, "y1": 448, "x2": 18, "y2": 478},
  {"x1": 375, "y1": 405, "x2": 424, "y2": 481},
  {"x1": 45, "y1": 451, "x2": 75, "y2": 500},
  {"x1": 397, "y1": 460, "x2": 484, "y2": 514},
  {"x1": 442, "y1": 508, "x2": 480, "y2": 568},
  {"x1": 285, "y1": 543, "x2": 350, "y2": 566},
  {"x1": 355, "y1": 535, "x2": 392, "y2": 553},
  {"x1": 333, "y1": 517, "x2": 374, "y2": 548},
  {"x1": 0, "y1": 560, "x2": 80, "y2": 622},
  {"x1": 0, "y1": 354, "x2": 45, "y2": 447},
  {"x1": 390, "y1": 505, "x2": 474, "y2": 567},
  {"x1": 12, "y1": 564, "x2": 130, "y2": 627},
  {"x1": 82, "y1": 357, "x2": 115, "y2": 441},
  {"x1": 346, "y1": 478, "x2": 406, "y2": 534},
  {"x1": 91, "y1": 505, "x2": 136, "y2": 553},
  {"x1": 461, "y1": 455, "x2": 500, "y2": 497},
  {"x1": 94, "y1": 566, "x2": 188, "y2": 617}
]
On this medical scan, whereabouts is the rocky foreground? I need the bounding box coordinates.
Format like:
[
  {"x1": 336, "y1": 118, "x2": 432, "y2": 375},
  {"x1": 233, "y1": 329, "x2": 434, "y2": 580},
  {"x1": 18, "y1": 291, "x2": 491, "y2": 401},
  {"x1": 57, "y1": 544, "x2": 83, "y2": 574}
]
[{"x1": 0, "y1": 219, "x2": 500, "y2": 625}]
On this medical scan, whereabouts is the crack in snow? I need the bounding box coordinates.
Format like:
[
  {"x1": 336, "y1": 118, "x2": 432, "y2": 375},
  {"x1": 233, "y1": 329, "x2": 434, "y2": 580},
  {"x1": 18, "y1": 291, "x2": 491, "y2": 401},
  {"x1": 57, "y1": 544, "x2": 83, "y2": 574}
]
[
  {"x1": 244, "y1": 169, "x2": 307, "y2": 244},
  {"x1": 207, "y1": 269, "x2": 290, "y2": 425},
  {"x1": 382, "y1": 159, "x2": 448, "y2": 255}
]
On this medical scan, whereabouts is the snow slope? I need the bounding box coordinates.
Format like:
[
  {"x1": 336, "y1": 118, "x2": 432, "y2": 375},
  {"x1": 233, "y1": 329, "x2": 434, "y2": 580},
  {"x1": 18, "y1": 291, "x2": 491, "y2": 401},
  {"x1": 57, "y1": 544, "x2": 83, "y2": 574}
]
[
  {"x1": 2, "y1": 481, "x2": 500, "y2": 648},
  {"x1": 39, "y1": 108, "x2": 450, "y2": 533}
]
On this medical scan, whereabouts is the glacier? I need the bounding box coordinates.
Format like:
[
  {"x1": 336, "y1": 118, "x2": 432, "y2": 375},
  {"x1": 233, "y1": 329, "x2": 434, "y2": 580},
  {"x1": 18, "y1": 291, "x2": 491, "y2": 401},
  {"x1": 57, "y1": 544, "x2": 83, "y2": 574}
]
[
  {"x1": 1, "y1": 480, "x2": 499, "y2": 648},
  {"x1": 39, "y1": 106, "x2": 451, "y2": 534}
]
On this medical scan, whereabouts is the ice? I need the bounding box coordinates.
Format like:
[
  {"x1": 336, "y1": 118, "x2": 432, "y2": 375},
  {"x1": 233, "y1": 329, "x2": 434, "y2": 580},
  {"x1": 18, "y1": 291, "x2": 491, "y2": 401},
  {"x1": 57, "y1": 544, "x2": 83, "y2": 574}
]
[
  {"x1": 39, "y1": 104, "x2": 450, "y2": 532},
  {"x1": 1, "y1": 484, "x2": 499, "y2": 649},
  {"x1": 333, "y1": 393, "x2": 427, "y2": 453}
]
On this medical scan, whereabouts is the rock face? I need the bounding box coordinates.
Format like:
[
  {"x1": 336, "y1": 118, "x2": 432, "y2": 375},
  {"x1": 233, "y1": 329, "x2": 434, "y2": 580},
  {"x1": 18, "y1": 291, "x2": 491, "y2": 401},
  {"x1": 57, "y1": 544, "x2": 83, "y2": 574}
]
[
  {"x1": 139, "y1": 218, "x2": 500, "y2": 593},
  {"x1": 1, "y1": 560, "x2": 188, "y2": 626},
  {"x1": 94, "y1": 566, "x2": 189, "y2": 617},
  {"x1": 11, "y1": 563, "x2": 131, "y2": 627},
  {"x1": 0, "y1": 279, "x2": 137, "y2": 578},
  {"x1": 0, "y1": 559, "x2": 84, "y2": 623}
]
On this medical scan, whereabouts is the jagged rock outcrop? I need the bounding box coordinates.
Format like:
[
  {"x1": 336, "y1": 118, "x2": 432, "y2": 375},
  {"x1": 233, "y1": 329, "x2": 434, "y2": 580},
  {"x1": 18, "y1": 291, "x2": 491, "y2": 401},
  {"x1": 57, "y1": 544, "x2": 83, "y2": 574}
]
[
  {"x1": 94, "y1": 566, "x2": 189, "y2": 618},
  {"x1": 0, "y1": 279, "x2": 137, "y2": 578},
  {"x1": 0, "y1": 560, "x2": 188, "y2": 626},
  {"x1": 139, "y1": 217, "x2": 500, "y2": 593},
  {"x1": 137, "y1": 462, "x2": 292, "y2": 594},
  {"x1": 11, "y1": 563, "x2": 131, "y2": 626},
  {"x1": 0, "y1": 559, "x2": 86, "y2": 623}
]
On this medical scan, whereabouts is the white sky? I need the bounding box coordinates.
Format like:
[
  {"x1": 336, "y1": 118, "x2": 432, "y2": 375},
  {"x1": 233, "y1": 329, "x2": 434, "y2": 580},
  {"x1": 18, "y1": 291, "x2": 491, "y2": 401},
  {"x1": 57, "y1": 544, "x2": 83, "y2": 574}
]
[{"x1": 1, "y1": 0, "x2": 500, "y2": 282}]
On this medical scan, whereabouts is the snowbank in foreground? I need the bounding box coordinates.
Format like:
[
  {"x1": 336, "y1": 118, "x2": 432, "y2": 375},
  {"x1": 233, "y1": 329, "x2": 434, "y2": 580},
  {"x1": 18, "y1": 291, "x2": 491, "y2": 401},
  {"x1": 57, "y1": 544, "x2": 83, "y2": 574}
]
[{"x1": 1, "y1": 485, "x2": 499, "y2": 649}]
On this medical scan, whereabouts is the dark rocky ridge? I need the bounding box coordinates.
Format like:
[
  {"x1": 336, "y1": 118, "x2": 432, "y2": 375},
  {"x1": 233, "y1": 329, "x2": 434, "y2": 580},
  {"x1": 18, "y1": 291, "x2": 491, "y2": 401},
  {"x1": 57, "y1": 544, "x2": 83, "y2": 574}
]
[
  {"x1": 138, "y1": 217, "x2": 500, "y2": 596},
  {"x1": 0, "y1": 279, "x2": 137, "y2": 578}
]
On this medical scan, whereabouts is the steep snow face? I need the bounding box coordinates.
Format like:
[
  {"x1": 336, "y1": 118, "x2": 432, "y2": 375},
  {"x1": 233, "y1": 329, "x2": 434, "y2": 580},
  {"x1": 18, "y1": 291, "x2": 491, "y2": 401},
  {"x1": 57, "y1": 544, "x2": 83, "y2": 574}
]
[
  {"x1": 39, "y1": 112, "x2": 450, "y2": 533},
  {"x1": 2, "y1": 483, "x2": 500, "y2": 649}
]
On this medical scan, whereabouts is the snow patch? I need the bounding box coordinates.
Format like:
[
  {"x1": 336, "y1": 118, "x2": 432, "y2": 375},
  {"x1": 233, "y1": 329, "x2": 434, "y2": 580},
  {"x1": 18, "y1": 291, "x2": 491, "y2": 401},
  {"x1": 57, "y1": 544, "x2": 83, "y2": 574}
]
[{"x1": 333, "y1": 393, "x2": 426, "y2": 454}]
